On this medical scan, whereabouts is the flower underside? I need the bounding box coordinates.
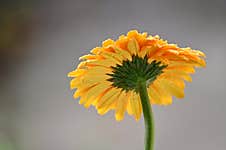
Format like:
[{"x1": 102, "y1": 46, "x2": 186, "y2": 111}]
[
  {"x1": 68, "y1": 30, "x2": 206, "y2": 121},
  {"x1": 107, "y1": 55, "x2": 167, "y2": 93}
]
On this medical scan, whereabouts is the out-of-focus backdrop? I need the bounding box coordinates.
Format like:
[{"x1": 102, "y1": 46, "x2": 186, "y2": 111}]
[{"x1": 0, "y1": 0, "x2": 226, "y2": 150}]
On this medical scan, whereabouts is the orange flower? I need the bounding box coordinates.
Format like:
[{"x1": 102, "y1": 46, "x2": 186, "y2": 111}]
[{"x1": 68, "y1": 30, "x2": 206, "y2": 121}]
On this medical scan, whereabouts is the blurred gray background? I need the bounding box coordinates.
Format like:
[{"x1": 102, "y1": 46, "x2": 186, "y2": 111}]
[{"x1": 0, "y1": 0, "x2": 226, "y2": 150}]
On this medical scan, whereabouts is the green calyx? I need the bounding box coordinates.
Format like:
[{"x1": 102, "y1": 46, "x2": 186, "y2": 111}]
[{"x1": 107, "y1": 55, "x2": 167, "y2": 92}]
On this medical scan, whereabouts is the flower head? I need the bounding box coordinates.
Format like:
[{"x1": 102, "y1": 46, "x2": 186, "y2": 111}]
[{"x1": 68, "y1": 30, "x2": 206, "y2": 121}]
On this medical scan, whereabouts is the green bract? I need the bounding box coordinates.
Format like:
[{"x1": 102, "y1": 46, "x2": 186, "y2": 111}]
[{"x1": 107, "y1": 55, "x2": 167, "y2": 93}]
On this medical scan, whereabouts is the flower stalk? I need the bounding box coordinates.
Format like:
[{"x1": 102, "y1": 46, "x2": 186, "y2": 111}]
[{"x1": 138, "y1": 79, "x2": 154, "y2": 150}]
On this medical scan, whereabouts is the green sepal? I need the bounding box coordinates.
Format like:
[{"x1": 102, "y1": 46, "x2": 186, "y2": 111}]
[{"x1": 107, "y1": 55, "x2": 167, "y2": 92}]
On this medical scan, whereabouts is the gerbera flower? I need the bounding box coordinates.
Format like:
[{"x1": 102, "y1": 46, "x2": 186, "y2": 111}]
[{"x1": 68, "y1": 30, "x2": 205, "y2": 121}]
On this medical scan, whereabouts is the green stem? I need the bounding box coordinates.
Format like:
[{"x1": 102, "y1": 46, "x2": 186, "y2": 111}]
[{"x1": 138, "y1": 80, "x2": 154, "y2": 150}]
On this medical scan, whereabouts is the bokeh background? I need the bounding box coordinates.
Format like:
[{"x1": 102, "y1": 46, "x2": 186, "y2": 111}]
[{"x1": 0, "y1": 0, "x2": 226, "y2": 150}]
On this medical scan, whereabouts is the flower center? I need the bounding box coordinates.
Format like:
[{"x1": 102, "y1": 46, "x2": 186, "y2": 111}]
[{"x1": 107, "y1": 55, "x2": 167, "y2": 92}]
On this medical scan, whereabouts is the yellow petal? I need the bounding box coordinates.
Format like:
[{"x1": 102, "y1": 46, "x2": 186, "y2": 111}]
[
  {"x1": 115, "y1": 91, "x2": 128, "y2": 121},
  {"x1": 70, "y1": 78, "x2": 80, "y2": 89},
  {"x1": 162, "y1": 70, "x2": 192, "y2": 82},
  {"x1": 130, "y1": 92, "x2": 142, "y2": 121},
  {"x1": 97, "y1": 88, "x2": 120, "y2": 109},
  {"x1": 113, "y1": 46, "x2": 132, "y2": 61},
  {"x1": 139, "y1": 45, "x2": 158, "y2": 58},
  {"x1": 73, "y1": 84, "x2": 98, "y2": 99},
  {"x1": 159, "y1": 79, "x2": 184, "y2": 98},
  {"x1": 71, "y1": 75, "x2": 110, "y2": 90},
  {"x1": 138, "y1": 46, "x2": 150, "y2": 58},
  {"x1": 81, "y1": 59, "x2": 116, "y2": 69},
  {"x1": 127, "y1": 92, "x2": 142, "y2": 120},
  {"x1": 68, "y1": 69, "x2": 86, "y2": 77},
  {"x1": 98, "y1": 101, "x2": 116, "y2": 115},
  {"x1": 79, "y1": 54, "x2": 103, "y2": 60},
  {"x1": 91, "y1": 47, "x2": 102, "y2": 54},
  {"x1": 102, "y1": 39, "x2": 115, "y2": 47},
  {"x1": 127, "y1": 38, "x2": 140, "y2": 55},
  {"x1": 84, "y1": 66, "x2": 112, "y2": 75},
  {"x1": 127, "y1": 30, "x2": 139, "y2": 38},
  {"x1": 152, "y1": 81, "x2": 172, "y2": 105},
  {"x1": 97, "y1": 89, "x2": 121, "y2": 115},
  {"x1": 167, "y1": 64, "x2": 195, "y2": 74},
  {"x1": 91, "y1": 87, "x2": 112, "y2": 106},
  {"x1": 99, "y1": 50, "x2": 123, "y2": 64},
  {"x1": 148, "y1": 85, "x2": 162, "y2": 104},
  {"x1": 126, "y1": 92, "x2": 133, "y2": 115},
  {"x1": 194, "y1": 50, "x2": 206, "y2": 57},
  {"x1": 82, "y1": 83, "x2": 113, "y2": 108}
]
